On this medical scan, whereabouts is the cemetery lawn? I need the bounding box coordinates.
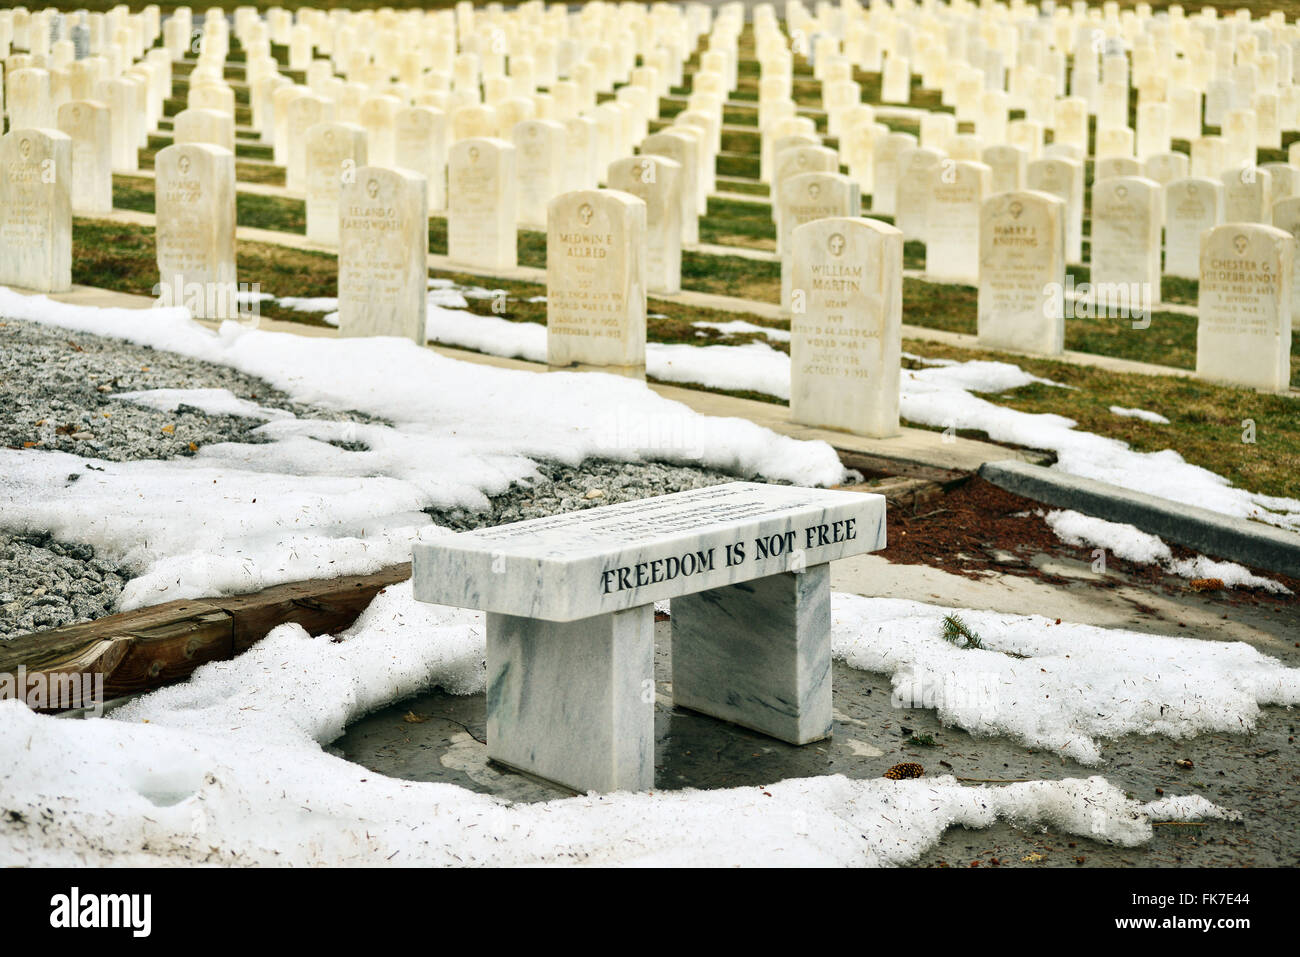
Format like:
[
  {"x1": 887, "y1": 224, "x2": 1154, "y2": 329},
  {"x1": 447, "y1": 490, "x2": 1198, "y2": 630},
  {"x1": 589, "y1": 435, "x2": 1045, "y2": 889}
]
[
  {"x1": 699, "y1": 198, "x2": 776, "y2": 250},
  {"x1": 907, "y1": 339, "x2": 1300, "y2": 503},
  {"x1": 69, "y1": 215, "x2": 1300, "y2": 504},
  {"x1": 902, "y1": 278, "x2": 1300, "y2": 387},
  {"x1": 73, "y1": 219, "x2": 338, "y2": 327},
  {"x1": 107, "y1": 180, "x2": 1264, "y2": 379}
]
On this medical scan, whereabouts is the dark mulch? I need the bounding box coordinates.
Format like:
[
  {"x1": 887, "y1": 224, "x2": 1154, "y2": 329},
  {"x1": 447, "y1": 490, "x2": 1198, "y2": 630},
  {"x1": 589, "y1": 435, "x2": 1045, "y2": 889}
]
[{"x1": 878, "y1": 477, "x2": 1300, "y2": 608}]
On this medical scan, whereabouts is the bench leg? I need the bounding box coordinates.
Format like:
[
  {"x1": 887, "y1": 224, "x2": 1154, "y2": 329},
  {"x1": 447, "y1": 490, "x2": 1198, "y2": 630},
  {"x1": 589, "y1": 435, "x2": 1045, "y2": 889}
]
[
  {"x1": 670, "y1": 564, "x2": 832, "y2": 745},
  {"x1": 485, "y1": 605, "x2": 655, "y2": 794}
]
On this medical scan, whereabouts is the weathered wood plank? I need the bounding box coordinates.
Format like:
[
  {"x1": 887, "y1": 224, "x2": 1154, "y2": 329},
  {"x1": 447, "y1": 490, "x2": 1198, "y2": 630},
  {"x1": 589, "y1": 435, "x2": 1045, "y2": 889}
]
[
  {"x1": 1, "y1": 567, "x2": 414, "y2": 709},
  {"x1": 104, "y1": 613, "x2": 234, "y2": 701},
  {"x1": 835, "y1": 449, "x2": 971, "y2": 489},
  {"x1": 221, "y1": 563, "x2": 412, "y2": 651},
  {"x1": 0, "y1": 598, "x2": 219, "y2": 672}
]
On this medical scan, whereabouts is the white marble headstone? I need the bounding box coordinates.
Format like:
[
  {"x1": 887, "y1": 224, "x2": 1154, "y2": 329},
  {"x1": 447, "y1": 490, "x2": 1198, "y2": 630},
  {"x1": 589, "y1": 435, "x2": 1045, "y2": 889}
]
[
  {"x1": 0, "y1": 128, "x2": 72, "y2": 294},
  {"x1": 545, "y1": 188, "x2": 647, "y2": 374},
  {"x1": 789, "y1": 217, "x2": 903, "y2": 438},
  {"x1": 337, "y1": 166, "x2": 429, "y2": 343},
  {"x1": 1196, "y1": 223, "x2": 1293, "y2": 393}
]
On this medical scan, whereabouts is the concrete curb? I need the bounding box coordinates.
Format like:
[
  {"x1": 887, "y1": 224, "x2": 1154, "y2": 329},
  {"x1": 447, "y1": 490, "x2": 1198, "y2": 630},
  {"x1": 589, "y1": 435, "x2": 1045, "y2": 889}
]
[{"x1": 978, "y1": 459, "x2": 1300, "y2": 579}]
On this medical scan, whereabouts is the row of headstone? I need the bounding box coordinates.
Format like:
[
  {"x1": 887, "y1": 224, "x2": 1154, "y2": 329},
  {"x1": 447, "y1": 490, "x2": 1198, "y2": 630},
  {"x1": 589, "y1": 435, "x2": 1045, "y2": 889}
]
[
  {"x1": 4, "y1": 3, "x2": 1294, "y2": 411},
  {"x1": 2, "y1": 6, "x2": 170, "y2": 179}
]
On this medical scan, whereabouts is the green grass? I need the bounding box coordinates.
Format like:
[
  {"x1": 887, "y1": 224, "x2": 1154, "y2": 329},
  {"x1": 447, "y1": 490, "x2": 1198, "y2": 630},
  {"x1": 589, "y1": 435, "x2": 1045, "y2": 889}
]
[
  {"x1": 699, "y1": 197, "x2": 776, "y2": 250},
  {"x1": 68, "y1": 217, "x2": 782, "y2": 347},
  {"x1": 146, "y1": 132, "x2": 273, "y2": 163},
  {"x1": 66, "y1": 215, "x2": 1300, "y2": 502},
  {"x1": 901, "y1": 273, "x2": 1298, "y2": 386},
  {"x1": 114, "y1": 175, "x2": 305, "y2": 232},
  {"x1": 907, "y1": 336, "x2": 1300, "y2": 503},
  {"x1": 72, "y1": 218, "x2": 336, "y2": 326},
  {"x1": 681, "y1": 251, "x2": 780, "y2": 303},
  {"x1": 716, "y1": 153, "x2": 760, "y2": 180},
  {"x1": 714, "y1": 179, "x2": 770, "y2": 197}
]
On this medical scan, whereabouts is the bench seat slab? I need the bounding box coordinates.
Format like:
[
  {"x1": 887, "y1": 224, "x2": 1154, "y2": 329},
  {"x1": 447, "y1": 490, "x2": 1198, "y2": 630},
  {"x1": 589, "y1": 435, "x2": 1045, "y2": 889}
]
[
  {"x1": 485, "y1": 605, "x2": 655, "y2": 794},
  {"x1": 670, "y1": 565, "x2": 832, "y2": 745}
]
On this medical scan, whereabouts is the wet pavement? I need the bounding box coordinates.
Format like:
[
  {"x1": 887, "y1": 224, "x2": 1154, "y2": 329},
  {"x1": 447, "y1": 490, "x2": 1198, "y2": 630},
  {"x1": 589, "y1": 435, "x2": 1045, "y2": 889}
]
[{"x1": 334, "y1": 614, "x2": 1300, "y2": 867}]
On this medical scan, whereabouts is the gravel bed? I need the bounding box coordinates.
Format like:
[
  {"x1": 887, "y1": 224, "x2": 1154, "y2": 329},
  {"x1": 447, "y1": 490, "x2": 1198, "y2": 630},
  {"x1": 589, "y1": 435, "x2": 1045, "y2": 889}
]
[
  {"x1": 0, "y1": 318, "x2": 385, "y2": 461},
  {"x1": 0, "y1": 318, "x2": 747, "y2": 639},
  {"x1": 0, "y1": 533, "x2": 131, "y2": 640}
]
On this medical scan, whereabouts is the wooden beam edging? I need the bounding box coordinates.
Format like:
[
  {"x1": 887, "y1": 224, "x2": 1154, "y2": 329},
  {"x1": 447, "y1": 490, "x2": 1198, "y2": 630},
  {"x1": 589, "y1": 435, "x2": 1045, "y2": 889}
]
[{"x1": 0, "y1": 564, "x2": 412, "y2": 711}]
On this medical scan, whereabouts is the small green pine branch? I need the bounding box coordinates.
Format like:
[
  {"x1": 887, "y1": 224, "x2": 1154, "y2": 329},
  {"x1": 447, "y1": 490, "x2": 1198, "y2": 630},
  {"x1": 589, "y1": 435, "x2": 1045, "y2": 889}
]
[{"x1": 940, "y1": 614, "x2": 984, "y2": 650}]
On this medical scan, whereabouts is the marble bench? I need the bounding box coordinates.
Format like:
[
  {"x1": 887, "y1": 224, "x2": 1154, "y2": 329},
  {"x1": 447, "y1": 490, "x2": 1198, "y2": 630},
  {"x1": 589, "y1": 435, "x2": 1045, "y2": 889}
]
[{"x1": 412, "y1": 482, "x2": 886, "y2": 793}]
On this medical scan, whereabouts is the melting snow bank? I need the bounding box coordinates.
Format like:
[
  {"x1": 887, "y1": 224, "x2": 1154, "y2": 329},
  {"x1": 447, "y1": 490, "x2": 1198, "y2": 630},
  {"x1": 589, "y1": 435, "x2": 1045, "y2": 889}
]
[
  {"x1": 0, "y1": 584, "x2": 1241, "y2": 866},
  {"x1": 417, "y1": 303, "x2": 1300, "y2": 531},
  {"x1": 0, "y1": 447, "x2": 446, "y2": 610},
  {"x1": 112, "y1": 388, "x2": 296, "y2": 421},
  {"x1": 425, "y1": 308, "x2": 796, "y2": 397},
  {"x1": 0, "y1": 288, "x2": 841, "y2": 487},
  {"x1": 832, "y1": 593, "x2": 1300, "y2": 765},
  {"x1": 1043, "y1": 509, "x2": 1292, "y2": 594}
]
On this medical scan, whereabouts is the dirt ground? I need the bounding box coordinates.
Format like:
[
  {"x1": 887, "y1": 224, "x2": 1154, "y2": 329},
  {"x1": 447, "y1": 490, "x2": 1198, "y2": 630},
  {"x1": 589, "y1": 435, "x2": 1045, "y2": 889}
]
[
  {"x1": 334, "y1": 623, "x2": 1299, "y2": 867},
  {"x1": 335, "y1": 480, "x2": 1300, "y2": 868}
]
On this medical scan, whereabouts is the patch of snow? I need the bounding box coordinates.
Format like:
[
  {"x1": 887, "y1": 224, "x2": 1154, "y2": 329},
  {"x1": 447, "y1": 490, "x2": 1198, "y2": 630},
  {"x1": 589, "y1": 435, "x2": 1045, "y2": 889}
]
[
  {"x1": 651, "y1": 341, "x2": 793, "y2": 398},
  {"x1": 1110, "y1": 405, "x2": 1171, "y2": 425},
  {"x1": 902, "y1": 351, "x2": 958, "y2": 367},
  {"x1": 426, "y1": 307, "x2": 546, "y2": 362},
  {"x1": 1143, "y1": 794, "x2": 1241, "y2": 822},
  {"x1": 460, "y1": 286, "x2": 505, "y2": 300},
  {"x1": 0, "y1": 289, "x2": 844, "y2": 608},
  {"x1": 112, "y1": 388, "x2": 296, "y2": 421},
  {"x1": 1043, "y1": 509, "x2": 1292, "y2": 594},
  {"x1": 692, "y1": 319, "x2": 792, "y2": 343},
  {"x1": 832, "y1": 593, "x2": 1300, "y2": 764},
  {"x1": 272, "y1": 296, "x2": 338, "y2": 313},
  {"x1": 428, "y1": 288, "x2": 469, "y2": 309},
  {"x1": 423, "y1": 307, "x2": 794, "y2": 397},
  {"x1": 0, "y1": 583, "x2": 1239, "y2": 866}
]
